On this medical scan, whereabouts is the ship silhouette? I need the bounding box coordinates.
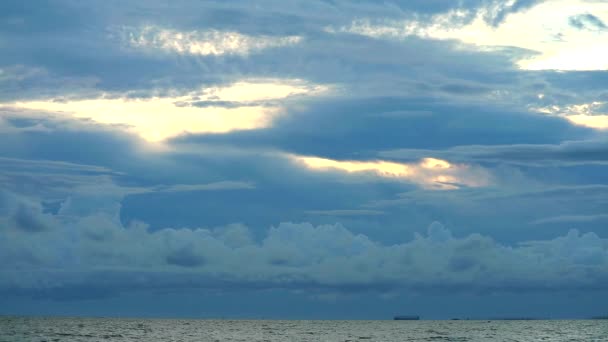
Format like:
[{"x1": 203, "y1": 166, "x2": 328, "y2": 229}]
[{"x1": 393, "y1": 315, "x2": 420, "y2": 320}]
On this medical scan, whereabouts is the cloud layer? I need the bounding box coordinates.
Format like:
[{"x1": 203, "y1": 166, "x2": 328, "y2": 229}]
[
  {"x1": 2, "y1": 194, "x2": 607, "y2": 299},
  {"x1": 1, "y1": 0, "x2": 608, "y2": 316}
]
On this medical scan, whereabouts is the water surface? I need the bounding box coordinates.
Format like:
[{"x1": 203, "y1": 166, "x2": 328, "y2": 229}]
[{"x1": 1, "y1": 316, "x2": 606, "y2": 341}]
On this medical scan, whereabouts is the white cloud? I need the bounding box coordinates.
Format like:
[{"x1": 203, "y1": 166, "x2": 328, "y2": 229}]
[
  {"x1": 292, "y1": 156, "x2": 491, "y2": 190},
  {"x1": 120, "y1": 25, "x2": 302, "y2": 56},
  {"x1": 329, "y1": 0, "x2": 608, "y2": 71}
]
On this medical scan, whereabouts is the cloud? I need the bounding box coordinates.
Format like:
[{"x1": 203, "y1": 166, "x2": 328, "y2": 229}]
[
  {"x1": 177, "y1": 95, "x2": 589, "y2": 161},
  {"x1": 120, "y1": 25, "x2": 302, "y2": 56},
  {"x1": 531, "y1": 101, "x2": 608, "y2": 130},
  {"x1": 155, "y1": 181, "x2": 255, "y2": 192},
  {"x1": 2, "y1": 0, "x2": 608, "y2": 312},
  {"x1": 569, "y1": 13, "x2": 607, "y2": 31},
  {"x1": 0, "y1": 157, "x2": 118, "y2": 175},
  {"x1": 329, "y1": 0, "x2": 608, "y2": 70},
  {"x1": 380, "y1": 139, "x2": 608, "y2": 166},
  {"x1": 305, "y1": 210, "x2": 385, "y2": 217},
  {"x1": 531, "y1": 214, "x2": 608, "y2": 225},
  {"x1": 1, "y1": 202, "x2": 607, "y2": 299},
  {"x1": 0, "y1": 191, "x2": 58, "y2": 234},
  {"x1": 292, "y1": 155, "x2": 491, "y2": 190},
  {"x1": 2, "y1": 79, "x2": 329, "y2": 141},
  {"x1": 563, "y1": 115, "x2": 608, "y2": 130}
]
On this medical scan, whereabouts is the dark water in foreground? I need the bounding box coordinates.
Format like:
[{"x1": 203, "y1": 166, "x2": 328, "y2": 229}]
[{"x1": 1, "y1": 316, "x2": 607, "y2": 341}]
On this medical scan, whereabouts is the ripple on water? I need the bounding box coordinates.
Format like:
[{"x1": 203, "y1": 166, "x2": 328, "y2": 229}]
[{"x1": 0, "y1": 318, "x2": 606, "y2": 342}]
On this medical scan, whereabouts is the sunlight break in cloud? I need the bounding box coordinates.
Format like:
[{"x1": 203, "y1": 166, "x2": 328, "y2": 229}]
[
  {"x1": 3, "y1": 79, "x2": 329, "y2": 141},
  {"x1": 293, "y1": 156, "x2": 490, "y2": 190},
  {"x1": 532, "y1": 101, "x2": 608, "y2": 130},
  {"x1": 329, "y1": 0, "x2": 608, "y2": 71},
  {"x1": 122, "y1": 25, "x2": 302, "y2": 56}
]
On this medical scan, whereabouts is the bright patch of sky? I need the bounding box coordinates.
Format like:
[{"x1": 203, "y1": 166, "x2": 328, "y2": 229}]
[
  {"x1": 3, "y1": 80, "x2": 329, "y2": 141},
  {"x1": 329, "y1": 0, "x2": 608, "y2": 71},
  {"x1": 293, "y1": 156, "x2": 491, "y2": 190},
  {"x1": 532, "y1": 101, "x2": 608, "y2": 130}
]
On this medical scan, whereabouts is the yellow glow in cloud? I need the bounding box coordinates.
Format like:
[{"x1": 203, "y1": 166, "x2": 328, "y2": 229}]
[
  {"x1": 3, "y1": 80, "x2": 328, "y2": 141},
  {"x1": 9, "y1": 97, "x2": 276, "y2": 142},
  {"x1": 206, "y1": 80, "x2": 322, "y2": 102},
  {"x1": 330, "y1": 0, "x2": 608, "y2": 71},
  {"x1": 294, "y1": 156, "x2": 489, "y2": 190},
  {"x1": 125, "y1": 26, "x2": 302, "y2": 56},
  {"x1": 298, "y1": 157, "x2": 415, "y2": 177},
  {"x1": 564, "y1": 115, "x2": 608, "y2": 129}
]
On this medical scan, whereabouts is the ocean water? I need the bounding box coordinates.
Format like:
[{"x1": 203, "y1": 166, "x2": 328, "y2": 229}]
[{"x1": 0, "y1": 317, "x2": 606, "y2": 341}]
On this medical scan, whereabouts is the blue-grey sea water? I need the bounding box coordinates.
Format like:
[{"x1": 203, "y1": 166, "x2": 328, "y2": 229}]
[{"x1": 1, "y1": 317, "x2": 607, "y2": 341}]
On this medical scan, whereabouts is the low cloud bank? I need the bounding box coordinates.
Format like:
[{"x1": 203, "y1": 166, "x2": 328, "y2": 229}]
[{"x1": 1, "y1": 193, "x2": 607, "y2": 299}]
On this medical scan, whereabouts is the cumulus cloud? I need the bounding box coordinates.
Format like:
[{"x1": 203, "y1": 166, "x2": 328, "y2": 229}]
[
  {"x1": 1, "y1": 194, "x2": 607, "y2": 299},
  {"x1": 0, "y1": 192, "x2": 57, "y2": 233}
]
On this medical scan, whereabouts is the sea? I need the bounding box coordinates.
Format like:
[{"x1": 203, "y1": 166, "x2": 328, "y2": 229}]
[{"x1": 1, "y1": 316, "x2": 607, "y2": 341}]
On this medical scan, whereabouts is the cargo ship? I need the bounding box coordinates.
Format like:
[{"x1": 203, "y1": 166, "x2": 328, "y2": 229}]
[{"x1": 393, "y1": 315, "x2": 420, "y2": 320}]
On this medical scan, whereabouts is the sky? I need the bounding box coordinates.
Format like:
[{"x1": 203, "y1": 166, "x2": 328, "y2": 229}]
[{"x1": 1, "y1": 0, "x2": 608, "y2": 320}]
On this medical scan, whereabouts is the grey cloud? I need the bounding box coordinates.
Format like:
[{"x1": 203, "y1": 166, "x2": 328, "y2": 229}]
[
  {"x1": 380, "y1": 139, "x2": 608, "y2": 166},
  {"x1": 0, "y1": 191, "x2": 57, "y2": 233},
  {"x1": 2, "y1": 197, "x2": 608, "y2": 299},
  {"x1": 177, "y1": 95, "x2": 588, "y2": 159},
  {"x1": 166, "y1": 246, "x2": 207, "y2": 267},
  {"x1": 361, "y1": 183, "x2": 608, "y2": 244},
  {"x1": 154, "y1": 181, "x2": 256, "y2": 193},
  {"x1": 0, "y1": 157, "x2": 118, "y2": 175},
  {"x1": 569, "y1": 13, "x2": 607, "y2": 31},
  {"x1": 531, "y1": 214, "x2": 608, "y2": 225},
  {"x1": 484, "y1": 0, "x2": 545, "y2": 26},
  {"x1": 0, "y1": 0, "x2": 548, "y2": 102},
  {"x1": 10, "y1": 204, "x2": 54, "y2": 232},
  {"x1": 305, "y1": 210, "x2": 385, "y2": 217},
  {"x1": 190, "y1": 100, "x2": 246, "y2": 108}
]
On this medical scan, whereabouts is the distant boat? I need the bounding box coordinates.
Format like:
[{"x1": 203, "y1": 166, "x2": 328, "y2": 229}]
[{"x1": 393, "y1": 315, "x2": 420, "y2": 320}]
